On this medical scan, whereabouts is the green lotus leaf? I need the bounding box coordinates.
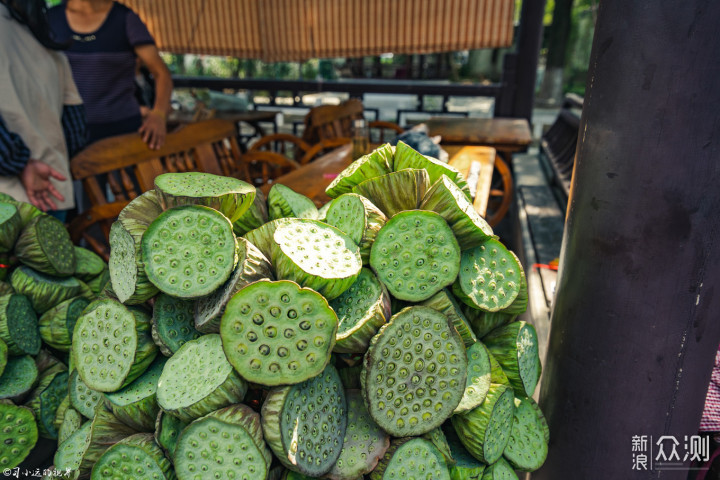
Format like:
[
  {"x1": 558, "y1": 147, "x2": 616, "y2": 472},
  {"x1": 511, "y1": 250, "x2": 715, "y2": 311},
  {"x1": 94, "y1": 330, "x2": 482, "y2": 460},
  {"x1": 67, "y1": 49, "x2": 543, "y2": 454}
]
[
  {"x1": 330, "y1": 268, "x2": 390, "y2": 353},
  {"x1": 10, "y1": 266, "x2": 89, "y2": 314},
  {"x1": 262, "y1": 363, "x2": 347, "y2": 477},
  {"x1": 451, "y1": 383, "x2": 514, "y2": 464},
  {"x1": 325, "y1": 193, "x2": 388, "y2": 263},
  {"x1": 154, "y1": 410, "x2": 188, "y2": 458},
  {"x1": 233, "y1": 188, "x2": 269, "y2": 236},
  {"x1": 91, "y1": 432, "x2": 176, "y2": 480},
  {"x1": 481, "y1": 458, "x2": 518, "y2": 480},
  {"x1": 502, "y1": 396, "x2": 548, "y2": 472},
  {"x1": 454, "y1": 342, "x2": 492, "y2": 415},
  {"x1": 14, "y1": 215, "x2": 76, "y2": 277},
  {"x1": 362, "y1": 306, "x2": 467, "y2": 437},
  {"x1": 370, "y1": 210, "x2": 460, "y2": 302},
  {"x1": 174, "y1": 404, "x2": 271, "y2": 480},
  {"x1": 142, "y1": 205, "x2": 237, "y2": 298},
  {"x1": 39, "y1": 297, "x2": 90, "y2": 352},
  {"x1": 453, "y1": 240, "x2": 524, "y2": 312},
  {"x1": 195, "y1": 237, "x2": 273, "y2": 333},
  {"x1": 221, "y1": 279, "x2": 338, "y2": 386},
  {"x1": 482, "y1": 321, "x2": 541, "y2": 397},
  {"x1": 271, "y1": 219, "x2": 362, "y2": 300},
  {"x1": 68, "y1": 369, "x2": 103, "y2": 420},
  {"x1": 0, "y1": 404, "x2": 38, "y2": 469},
  {"x1": 369, "y1": 437, "x2": 450, "y2": 480},
  {"x1": 72, "y1": 298, "x2": 158, "y2": 392},
  {"x1": 157, "y1": 334, "x2": 247, "y2": 422},
  {"x1": 326, "y1": 389, "x2": 390, "y2": 480},
  {"x1": 155, "y1": 171, "x2": 255, "y2": 223},
  {"x1": 58, "y1": 408, "x2": 82, "y2": 445},
  {"x1": 421, "y1": 289, "x2": 477, "y2": 347},
  {"x1": 268, "y1": 183, "x2": 319, "y2": 220},
  {"x1": 420, "y1": 175, "x2": 495, "y2": 249},
  {"x1": 0, "y1": 355, "x2": 38, "y2": 401},
  {"x1": 352, "y1": 168, "x2": 430, "y2": 217},
  {"x1": 393, "y1": 141, "x2": 471, "y2": 198},
  {"x1": 325, "y1": 143, "x2": 394, "y2": 198},
  {"x1": 72, "y1": 247, "x2": 107, "y2": 282},
  {"x1": 0, "y1": 293, "x2": 40, "y2": 355},
  {"x1": 25, "y1": 368, "x2": 69, "y2": 439},
  {"x1": 151, "y1": 294, "x2": 201, "y2": 356},
  {"x1": 104, "y1": 356, "x2": 166, "y2": 431},
  {"x1": 0, "y1": 202, "x2": 21, "y2": 253}
]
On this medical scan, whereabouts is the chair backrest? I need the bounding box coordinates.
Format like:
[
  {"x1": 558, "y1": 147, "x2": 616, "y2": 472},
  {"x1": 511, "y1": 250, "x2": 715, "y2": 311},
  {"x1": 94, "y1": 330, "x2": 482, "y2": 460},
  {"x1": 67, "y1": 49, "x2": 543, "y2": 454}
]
[
  {"x1": 301, "y1": 98, "x2": 365, "y2": 144},
  {"x1": 69, "y1": 118, "x2": 242, "y2": 256}
]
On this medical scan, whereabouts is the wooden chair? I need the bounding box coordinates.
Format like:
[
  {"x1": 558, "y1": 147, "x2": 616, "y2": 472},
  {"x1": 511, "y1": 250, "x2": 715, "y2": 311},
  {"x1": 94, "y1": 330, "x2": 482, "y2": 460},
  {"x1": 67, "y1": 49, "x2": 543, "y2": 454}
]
[
  {"x1": 237, "y1": 150, "x2": 300, "y2": 187},
  {"x1": 485, "y1": 156, "x2": 513, "y2": 227},
  {"x1": 68, "y1": 118, "x2": 245, "y2": 258},
  {"x1": 301, "y1": 98, "x2": 365, "y2": 144}
]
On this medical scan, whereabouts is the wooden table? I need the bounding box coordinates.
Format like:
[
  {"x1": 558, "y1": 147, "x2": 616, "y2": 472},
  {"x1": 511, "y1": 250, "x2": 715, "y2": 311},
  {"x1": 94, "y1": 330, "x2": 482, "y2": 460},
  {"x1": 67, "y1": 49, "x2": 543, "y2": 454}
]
[
  {"x1": 263, "y1": 143, "x2": 496, "y2": 217},
  {"x1": 426, "y1": 117, "x2": 532, "y2": 164},
  {"x1": 168, "y1": 110, "x2": 280, "y2": 143}
]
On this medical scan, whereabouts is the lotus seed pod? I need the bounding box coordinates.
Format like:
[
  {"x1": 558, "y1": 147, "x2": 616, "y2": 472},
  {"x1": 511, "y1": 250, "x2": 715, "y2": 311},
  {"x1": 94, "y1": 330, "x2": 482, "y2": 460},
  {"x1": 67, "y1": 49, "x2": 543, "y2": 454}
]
[
  {"x1": 502, "y1": 396, "x2": 548, "y2": 472},
  {"x1": 369, "y1": 437, "x2": 450, "y2": 480},
  {"x1": 271, "y1": 219, "x2": 362, "y2": 300},
  {"x1": 0, "y1": 194, "x2": 43, "y2": 228},
  {"x1": 0, "y1": 293, "x2": 40, "y2": 355},
  {"x1": 488, "y1": 349, "x2": 511, "y2": 387},
  {"x1": 91, "y1": 433, "x2": 176, "y2": 480},
  {"x1": 104, "y1": 356, "x2": 166, "y2": 431},
  {"x1": 0, "y1": 281, "x2": 12, "y2": 296},
  {"x1": 242, "y1": 217, "x2": 294, "y2": 261},
  {"x1": 68, "y1": 369, "x2": 103, "y2": 420},
  {"x1": 174, "y1": 404, "x2": 271, "y2": 480},
  {"x1": 155, "y1": 171, "x2": 256, "y2": 224},
  {"x1": 450, "y1": 383, "x2": 515, "y2": 464},
  {"x1": 0, "y1": 355, "x2": 38, "y2": 402},
  {"x1": 423, "y1": 426, "x2": 456, "y2": 467},
  {"x1": 0, "y1": 339, "x2": 6, "y2": 377},
  {"x1": 0, "y1": 202, "x2": 21, "y2": 253},
  {"x1": 330, "y1": 268, "x2": 391, "y2": 353},
  {"x1": 55, "y1": 409, "x2": 139, "y2": 479},
  {"x1": 464, "y1": 307, "x2": 518, "y2": 340},
  {"x1": 352, "y1": 168, "x2": 431, "y2": 217},
  {"x1": 325, "y1": 143, "x2": 394, "y2": 198},
  {"x1": 14, "y1": 215, "x2": 76, "y2": 277},
  {"x1": 221, "y1": 279, "x2": 338, "y2": 386},
  {"x1": 499, "y1": 267, "x2": 528, "y2": 316},
  {"x1": 454, "y1": 342, "x2": 492, "y2": 415},
  {"x1": 195, "y1": 237, "x2": 273, "y2": 333},
  {"x1": 337, "y1": 364, "x2": 362, "y2": 389},
  {"x1": 262, "y1": 363, "x2": 347, "y2": 477},
  {"x1": 370, "y1": 210, "x2": 461, "y2": 302},
  {"x1": 443, "y1": 425, "x2": 487, "y2": 480},
  {"x1": 54, "y1": 395, "x2": 71, "y2": 430},
  {"x1": 482, "y1": 321, "x2": 541, "y2": 397},
  {"x1": 10, "y1": 266, "x2": 89, "y2": 314},
  {"x1": 58, "y1": 408, "x2": 82, "y2": 445},
  {"x1": 278, "y1": 469, "x2": 314, "y2": 480},
  {"x1": 481, "y1": 458, "x2": 518, "y2": 480},
  {"x1": 151, "y1": 294, "x2": 201, "y2": 356},
  {"x1": 72, "y1": 247, "x2": 107, "y2": 282},
  {"x1": 421, "y1": 289, "x2": 477, "y2": 347},
  {"x1": 326, "y1": 389, "x2": 390, "y2": 480},
  {"x1": 154, "y1": 410, "x2": 188, "y2": 458},
  {"x1": 362, "y1": 306, "x2": 467, "y2": 437},
  {"x1": 317, "y1": 201, "x2": 331, "y2": 221},
  {"x1": 325, "y1": 193, "x2": 388, "y2": 263},
  {"x1": 527, "y1": 396, "x2": 550, "y2": 444},
  {"x1": 39, "y1": 297, "x2": 90, "y2": 352},
  {"x1": 142, "y1": 205, "x2": 238, "y2": 298},
  {"x1": 233, "y1": 187, "x2": 269, "y2": 236},
  {"x1": 453, "y1": 239, "x2": 524, "y2": 312},
  {"x1": 420, "y1": 175, "x2": 495, "y2": 249},
  {"x1": 72, "y1": 298, "x2": 158, "y2": 392},
  {"x1": 393, "y1": 141, "x2": 472, "y2": 198},
  {"x1": 268, "y1": 183, "x2": 320, "y2": 220},
  {"x1": 25, "y1": 368, "x2": 69, "y2": 439},
  {"x1": 84, "y1": 268, "x2": 110, "y2": 296},
  {"x1": 157, "y1": 334, "x2": 247, "y2": 422},
  {"x1": 0, "y1": 404, "x2": 38, "y2": 469},
  {"x1": 109, "y1": 190, "x2": 163, "y2": 304}
]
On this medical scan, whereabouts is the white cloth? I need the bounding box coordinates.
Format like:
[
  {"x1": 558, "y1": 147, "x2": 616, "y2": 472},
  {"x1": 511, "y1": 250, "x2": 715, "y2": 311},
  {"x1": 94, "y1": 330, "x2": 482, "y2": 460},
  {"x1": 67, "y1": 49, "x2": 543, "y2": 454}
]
[{"x1": 0, "y1": 8, "x2": 83, "y2": 210}]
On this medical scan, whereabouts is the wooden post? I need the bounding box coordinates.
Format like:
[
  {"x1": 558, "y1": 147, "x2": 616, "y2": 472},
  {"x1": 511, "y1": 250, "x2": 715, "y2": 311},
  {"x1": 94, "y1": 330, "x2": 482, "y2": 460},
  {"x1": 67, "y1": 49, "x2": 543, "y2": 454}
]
[{"x1": 535, "y1": 1, "x2": 720, "y2": 479}]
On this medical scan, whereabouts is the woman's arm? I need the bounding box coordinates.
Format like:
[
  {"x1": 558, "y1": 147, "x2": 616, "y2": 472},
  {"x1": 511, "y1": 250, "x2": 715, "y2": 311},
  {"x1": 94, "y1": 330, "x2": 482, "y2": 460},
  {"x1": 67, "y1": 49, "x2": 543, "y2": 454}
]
[
  {"x1": 0, "y1": 115, "x2": 31, "y2": 176},
  {"x1": 61, "y1": 104, "x2": 88, "y2": 158},
  {"x1": 135, "y1": 44, "x2": 173, "y2": 150}
]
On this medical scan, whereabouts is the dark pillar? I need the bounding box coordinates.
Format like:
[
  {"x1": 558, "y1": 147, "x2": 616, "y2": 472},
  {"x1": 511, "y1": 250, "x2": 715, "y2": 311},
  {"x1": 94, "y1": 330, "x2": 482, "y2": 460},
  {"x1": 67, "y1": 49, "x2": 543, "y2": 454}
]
[
  {"x1": 507, "y1": 0, "x2": 546, "y2": 120},
  {"x1": 535, "y1": 1, "x2": 720, "y2": 479}
]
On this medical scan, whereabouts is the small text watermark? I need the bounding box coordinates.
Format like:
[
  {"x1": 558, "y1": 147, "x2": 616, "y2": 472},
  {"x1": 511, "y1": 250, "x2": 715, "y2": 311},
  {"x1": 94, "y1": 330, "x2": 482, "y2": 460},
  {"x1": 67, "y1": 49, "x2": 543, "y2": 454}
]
[{"x1": 632, "y1": 435, "x2": 710, "y2": 471}]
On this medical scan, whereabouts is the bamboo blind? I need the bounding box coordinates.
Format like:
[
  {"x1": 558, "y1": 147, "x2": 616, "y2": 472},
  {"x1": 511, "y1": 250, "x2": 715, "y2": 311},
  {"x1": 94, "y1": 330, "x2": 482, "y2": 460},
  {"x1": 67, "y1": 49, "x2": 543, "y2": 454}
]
[{"x1": 121, "y1": 0, "x2": 515, "y2": 61}]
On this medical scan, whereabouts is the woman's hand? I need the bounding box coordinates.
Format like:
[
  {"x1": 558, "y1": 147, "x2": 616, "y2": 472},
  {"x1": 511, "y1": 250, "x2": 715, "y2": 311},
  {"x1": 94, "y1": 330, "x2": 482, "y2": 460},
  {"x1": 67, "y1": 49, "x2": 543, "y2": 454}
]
[
  {"x1": 20, "y1": 159, "x2": 66, "y2": 211},
  {"x1": 138, "y1": 109, "x2": 166, "y2": 150}
]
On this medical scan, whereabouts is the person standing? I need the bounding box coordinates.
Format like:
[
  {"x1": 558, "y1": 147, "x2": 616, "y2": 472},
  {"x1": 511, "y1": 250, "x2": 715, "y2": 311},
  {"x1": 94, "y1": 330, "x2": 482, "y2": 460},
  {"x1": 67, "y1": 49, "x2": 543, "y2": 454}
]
[
  {"x1": 0, "y1": 0, "x2": 87, "y2": 218},
  {"x1": 49, "y1": 0, "x2": 172, "y2": 149}
]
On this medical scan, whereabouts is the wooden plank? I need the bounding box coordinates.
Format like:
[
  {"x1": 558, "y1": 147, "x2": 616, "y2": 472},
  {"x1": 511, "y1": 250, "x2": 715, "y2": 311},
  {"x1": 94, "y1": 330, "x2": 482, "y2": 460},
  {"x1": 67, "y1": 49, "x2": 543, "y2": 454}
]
[
  {"x1": 426, "y1": 116, "x2": 532, "y2": 149},
  {"x1": 445, "y1": 145, "x2": 495, "y2": 217}
]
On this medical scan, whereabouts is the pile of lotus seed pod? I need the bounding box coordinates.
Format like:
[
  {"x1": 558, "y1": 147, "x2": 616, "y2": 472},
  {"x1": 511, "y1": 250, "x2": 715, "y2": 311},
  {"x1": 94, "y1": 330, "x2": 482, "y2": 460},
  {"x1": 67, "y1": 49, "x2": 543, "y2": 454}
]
[{"x1": 2, "y1": 142, "x2": 549, "y2": 480}]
